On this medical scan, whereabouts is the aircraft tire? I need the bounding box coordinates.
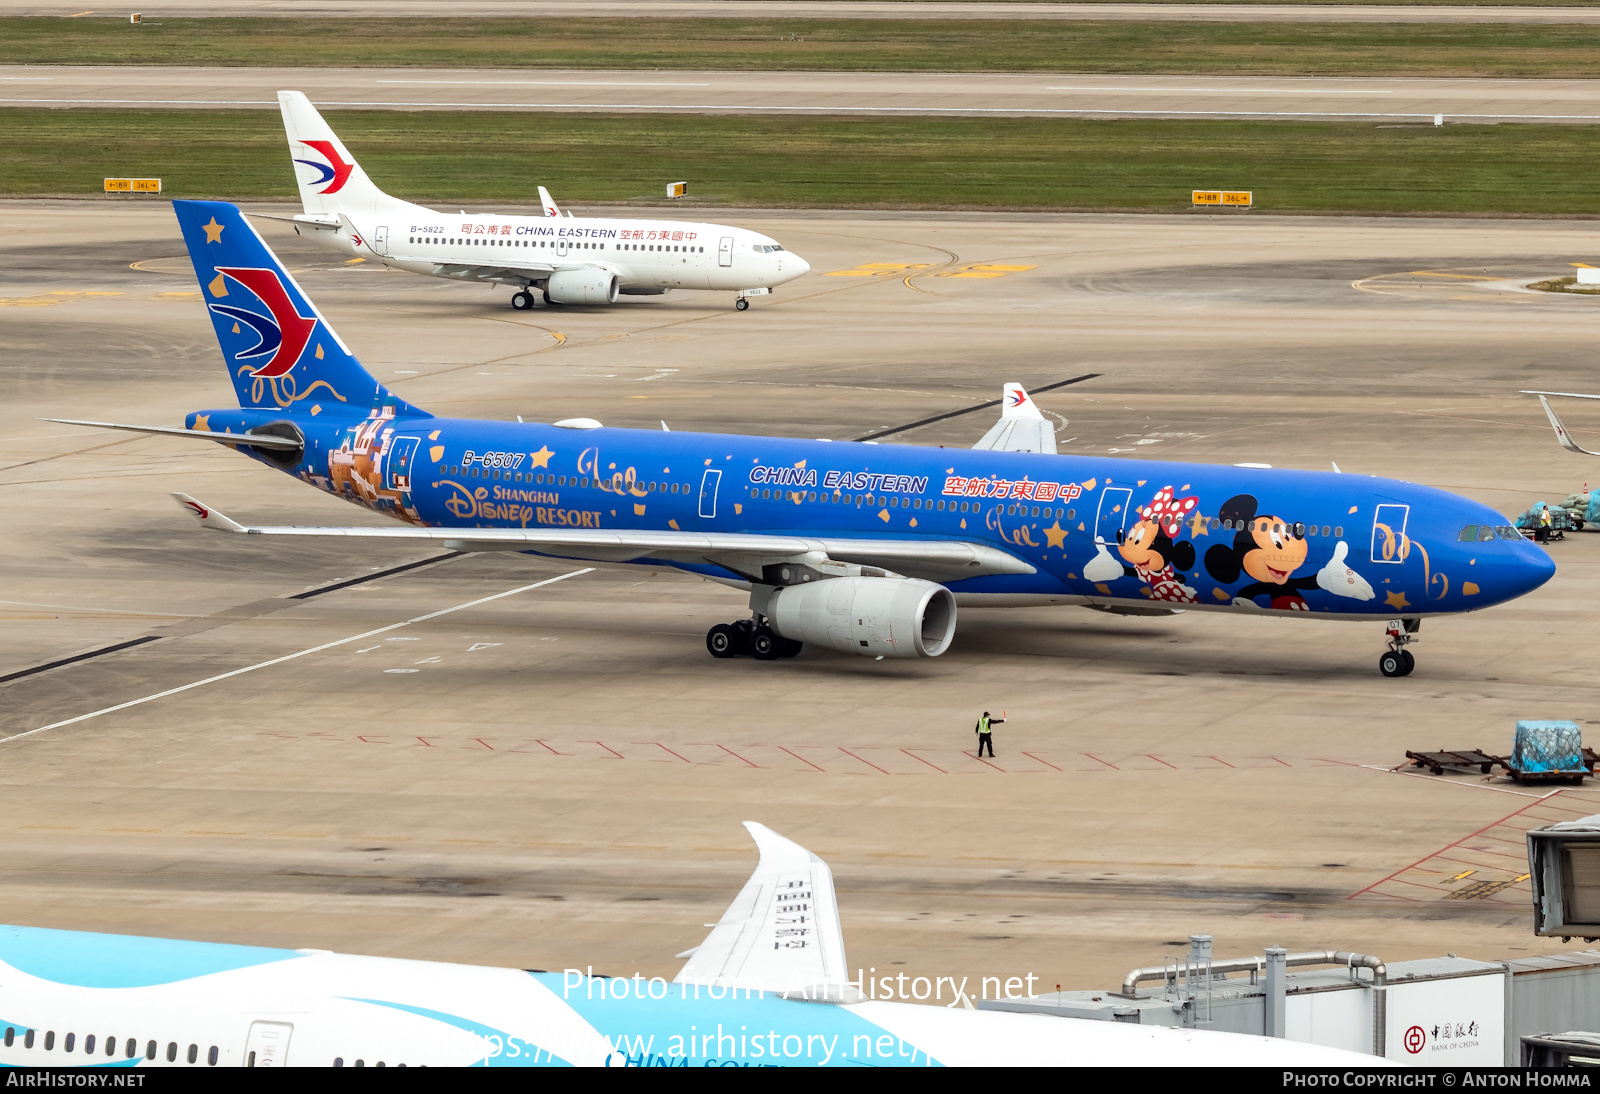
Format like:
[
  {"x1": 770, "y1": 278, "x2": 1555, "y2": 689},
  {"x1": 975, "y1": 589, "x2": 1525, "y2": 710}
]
[
  {"x1": 776, "y1": 637, "x2": 803, "y2": 658},
  {"x1": 706, "y1": 624, "x2": 740, "y2": 659},
  {"x1": 511, "y1": 290, "x2": 534, "y2": 311},
  {"x1": 751, "y1": 628, "x2": 781, "y2": 660},
  {"x1": 735, "y1": 298, "x2": 750, "y2": 311},
  {"x1": 1379, "y1": 650, "x2": 1406, "y2": 678},
  {"x1": 731, "y1": 618, "x2": 755, "y2": 655},
  {"x1": 1400, "y1": 650, "x2": 1416, "y2": 676}
]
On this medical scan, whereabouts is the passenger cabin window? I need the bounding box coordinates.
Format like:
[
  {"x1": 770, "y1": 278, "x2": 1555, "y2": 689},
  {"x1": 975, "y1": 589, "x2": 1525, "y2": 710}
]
[
  {"x1": 188, "y1": 1044, "x2": 198, "y2": 1064},
  {"x1": 167, "y1": 1042, "x2": 177, "y2": 1062},
  {"x1": 3, "y1": 1028, "x2": 11, "y2": 1047},
  {"x1": 145, "y1": 1041, "x2": 157, "y2": 1060}
]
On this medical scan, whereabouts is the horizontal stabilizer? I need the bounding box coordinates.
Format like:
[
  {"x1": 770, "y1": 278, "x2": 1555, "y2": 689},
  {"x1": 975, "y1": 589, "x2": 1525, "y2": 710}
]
[
  {"x1": 42, "y1": 419, "x2": 302, "y2": 450},
  {"x1": 674, "y1": 822, "x2": 857, "y2": 1001},
  {"x1": 1538, "y1": 395, "x2": 1600, "y2": 456},
  {"x1": 162, "y1": 498, "x2": 1037, "y2": 584},
  {"x1": 972, "y1": 384, "x2": 1056, "y2": 454},
  {"x1": 172, "y1": 492, "x2": 246, "y2": 532}
]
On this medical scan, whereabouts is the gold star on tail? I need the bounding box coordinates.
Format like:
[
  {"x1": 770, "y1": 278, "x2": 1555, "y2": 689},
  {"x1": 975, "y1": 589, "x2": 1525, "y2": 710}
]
[{"x1": 202, "y1": 217, "x2": 225, "y2": 244}]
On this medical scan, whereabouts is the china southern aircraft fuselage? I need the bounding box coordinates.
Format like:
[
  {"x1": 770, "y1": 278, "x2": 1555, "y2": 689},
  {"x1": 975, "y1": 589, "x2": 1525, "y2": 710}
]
[{"x1": 0, "y1": 824, "x2": 1382, "y2": 1068}]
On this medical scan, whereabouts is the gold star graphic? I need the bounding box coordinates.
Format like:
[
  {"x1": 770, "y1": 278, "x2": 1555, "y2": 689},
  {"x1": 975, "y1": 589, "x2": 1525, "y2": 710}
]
[
  {"x1": 192, "y1": 414, "x2": 210, "y2": 432},
  {"x1": 528, "y1": 446, "x2": 554, "y2": 469},
  {"x1": 202, "y1": 217, "x2": 225, "y2": 244},
  {"x1": 1384, "y1": 590, "x2": 1411, "y2": 610},
  {"x1": 1043, "y1": 520, "x2": 1068, "y2": 549},
  {"x1": 1189, "y1": 511, "x2": 1210, "y2": 538}
]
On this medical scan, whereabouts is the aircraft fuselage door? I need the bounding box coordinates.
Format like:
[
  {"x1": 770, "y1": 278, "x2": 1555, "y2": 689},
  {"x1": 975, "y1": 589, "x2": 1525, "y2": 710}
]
[
  {"x1": 1371, "y1": 503, "x2": 1411, "y2": 564},
  {"x1": 244, "y1": 1021, "x2": 293, "y2": 1067},
  {"x1": 557, "y1": 236, "x2": 569, "y2": 258},
  {"x1": 373, "y1": 225, "x2": 389, "y2": 256},
  {"x1": 718, "y1": 236, "x2": 734, "y2": 267},
  {"x1": 698, "y1": 469, "x2": 722, "y2": 519},
  {"x1": 385, "y1": 435, "x2": 420, "y2": 492},
  {"x1": 1096, "y1": 487, "x2": 1134, "y2": 544}
]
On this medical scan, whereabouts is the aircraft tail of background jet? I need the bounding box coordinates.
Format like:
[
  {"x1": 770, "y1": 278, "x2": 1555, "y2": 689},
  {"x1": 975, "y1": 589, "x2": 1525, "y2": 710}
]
[
  {"x1": 172, "y1": 199, "x2": 429, "y2": 418},
  {"x1": 278, "y1": 90, "x2": 419, "y2": 221}
]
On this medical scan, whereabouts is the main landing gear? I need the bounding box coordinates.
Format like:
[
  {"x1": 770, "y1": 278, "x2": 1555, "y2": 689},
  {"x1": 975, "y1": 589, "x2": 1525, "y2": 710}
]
[
  {"x1": 511, "y1": 290, "x2": 535, "y2": 310},
  {"x1": 706, "y1": 617, "x2": 802, "y2": 660},
  {"x1": 1378, "y1": 617, "x2": 1419, "y2": 677}
]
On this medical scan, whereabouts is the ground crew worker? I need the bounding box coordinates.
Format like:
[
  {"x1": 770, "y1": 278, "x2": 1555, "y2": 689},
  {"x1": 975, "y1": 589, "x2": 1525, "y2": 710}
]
[
  {"x1": 1537, "y1": 506, "x2": 1552, "y2": 544},
  {"x1": 975, "y1": 710, "x2": 1004, "y2": 758}
]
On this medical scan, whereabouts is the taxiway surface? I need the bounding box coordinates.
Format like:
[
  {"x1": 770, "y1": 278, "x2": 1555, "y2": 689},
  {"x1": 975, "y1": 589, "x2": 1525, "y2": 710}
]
[
  {"x1": 7, "y1": 3, "x2": 1600, "y2": 23},
  {"x1": 11, "y1": 66, "x2": 1600, "y2": 122},
  {"x1": 2, "y1": 200, "x2": 1598, "y2": 989}
]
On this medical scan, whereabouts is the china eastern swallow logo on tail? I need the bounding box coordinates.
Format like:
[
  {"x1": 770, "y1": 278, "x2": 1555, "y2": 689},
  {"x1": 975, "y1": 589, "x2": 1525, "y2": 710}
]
[
  {"x1": 1009, "y1": 389, "x2": 1028, "y2": 408},
  {"x1": 207, "y1": 267, "x2": 318, "y2": 379},
  {"x1": 293, "y1": 139, "x2": 355, "y2": 194}
]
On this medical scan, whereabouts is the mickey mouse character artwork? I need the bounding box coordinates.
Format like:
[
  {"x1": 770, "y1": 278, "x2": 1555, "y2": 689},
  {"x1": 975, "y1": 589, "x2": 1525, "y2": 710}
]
[
  {"x1": 1081, "y1": 485, "x2": 1201, "y2": 604},
  {"x1": 1204, "y1": 494, "x2": 1375, "y2": 611}
]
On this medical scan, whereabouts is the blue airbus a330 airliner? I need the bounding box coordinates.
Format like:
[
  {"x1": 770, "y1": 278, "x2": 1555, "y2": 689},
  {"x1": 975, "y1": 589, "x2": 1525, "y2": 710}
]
[{"x1": 54, "y1": 201, "x2": 1553, "y2": 676}]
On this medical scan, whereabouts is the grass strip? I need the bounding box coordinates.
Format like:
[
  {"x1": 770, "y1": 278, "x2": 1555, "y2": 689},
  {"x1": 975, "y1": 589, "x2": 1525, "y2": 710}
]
[
  {"x1": 8, "y1": 108, "x2": 1600, "y2": 216},
  {"x1": 5, "y1": 17, "x2": 1600, "y2": 77}
]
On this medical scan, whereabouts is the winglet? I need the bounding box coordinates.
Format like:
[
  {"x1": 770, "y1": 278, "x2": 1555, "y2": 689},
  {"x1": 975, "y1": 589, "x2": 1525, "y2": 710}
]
[
  {"x1": 1000, "y1": 382, "x2": 1045, "y2": 421},
  {"x1": 538, "y1": 186, "x2": 562, "y2": 218},
  {"x1": 972, "y1": 383, "x2": 1057, "y2": 454},
  {"x1": 674, "y1": 822, "x2": 858, "y2": 1002},
  {"x1": 1539, "y1": 395, "x2": 1600, "y2": 456},
  {"x1": 171, "y1": 493, "x2": 247, "y2": 532}
]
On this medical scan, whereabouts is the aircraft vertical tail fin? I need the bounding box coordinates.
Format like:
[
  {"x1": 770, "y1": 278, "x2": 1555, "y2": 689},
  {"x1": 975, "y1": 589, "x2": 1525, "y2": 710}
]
[
  {"x1": 278, "y1": 90, "x2": 397, "y2": 217},
  {"x1": 172, "y1": 199, "x2": 429, "y2": 419}
]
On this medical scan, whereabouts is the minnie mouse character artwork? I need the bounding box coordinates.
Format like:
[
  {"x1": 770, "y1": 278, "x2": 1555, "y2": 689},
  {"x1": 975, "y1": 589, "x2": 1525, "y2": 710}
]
[
  {"x1": 1204, "y1": 493, "x2": 1375, "y2": 611},
  {"x1": 1082, "y1": 486, "x2": 1200, "y2": 604}
]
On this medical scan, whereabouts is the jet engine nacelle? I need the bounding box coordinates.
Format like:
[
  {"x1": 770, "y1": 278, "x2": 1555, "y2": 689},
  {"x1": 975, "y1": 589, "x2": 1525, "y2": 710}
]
[
  {"x1": 768, "y1": 577, "x2": 956, "y2": 659},
  {"x1": 546, "y1": 267, "x2": 619, "y2": 305}
]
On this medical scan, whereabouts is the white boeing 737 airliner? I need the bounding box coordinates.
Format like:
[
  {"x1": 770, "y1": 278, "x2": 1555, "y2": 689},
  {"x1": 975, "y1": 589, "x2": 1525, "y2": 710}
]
[
  {"x1": 275, "y1": 91, "x2": 810, "y2": 312},
  {"x1": 0, "y1": 824, "x2": 1379, "y2": 1068}
]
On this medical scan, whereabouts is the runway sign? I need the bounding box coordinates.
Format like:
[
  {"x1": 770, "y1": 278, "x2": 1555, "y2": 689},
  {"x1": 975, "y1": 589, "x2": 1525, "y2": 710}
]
[
  {"x1": 667, "y1": 181, "x2": 687, "y2": 199},
  {"x1": 104, "y1": 178, "x2": 161, "y2": 194},
  {"x1": 1193, "y1": 190, "x2": 1252, "y2": 208}
]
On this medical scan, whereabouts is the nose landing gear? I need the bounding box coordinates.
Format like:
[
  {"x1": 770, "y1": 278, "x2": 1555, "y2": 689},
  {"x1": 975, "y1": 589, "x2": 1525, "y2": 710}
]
[
  {"x1": 705, "y1": 617, "x2": 801, "y2": 660},
  {"x1": 735, "y1": 298, "x2": 750, "y2": 311},
  {"x1": 1378, "y1": 617, "x2": 1419, "y2": 677}
]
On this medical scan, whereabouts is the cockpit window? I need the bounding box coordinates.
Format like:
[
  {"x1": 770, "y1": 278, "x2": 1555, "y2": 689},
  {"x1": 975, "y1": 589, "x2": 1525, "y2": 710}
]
[
  {"x1": 1497, "y1": 525, "x2": 1524, "y2": 540},
  {"x1": 1477, "y1": 526, "x2": 1498, "y2": 542},
  {"x1": 1458, "y1": 525, "x2": 1478, "y2": 541}
]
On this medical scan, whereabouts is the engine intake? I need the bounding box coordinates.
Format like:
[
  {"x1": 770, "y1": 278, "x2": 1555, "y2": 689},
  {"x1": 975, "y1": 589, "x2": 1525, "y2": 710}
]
[
  {"x1": 546, "y1": 267, "x2": 619, "y2": 305},
  {"x1": 768, "y1": 576, "x2": 956, "y2": 659}
]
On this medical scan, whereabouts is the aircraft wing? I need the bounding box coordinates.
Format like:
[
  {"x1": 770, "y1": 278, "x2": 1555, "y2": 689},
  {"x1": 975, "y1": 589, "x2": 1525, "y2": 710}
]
[
  {"x1": 432, "y1": 260, "x2": 556, "y2": 284},
  {"x1": 674, "y1": 822, "x2": 859, "y2": 1001},
  {"x1": 170, "y1": 493, "x2": 1035, "y2": 583},
  {"x1": 971, "y1": 383, "x2": 1056, "y2": 454}
]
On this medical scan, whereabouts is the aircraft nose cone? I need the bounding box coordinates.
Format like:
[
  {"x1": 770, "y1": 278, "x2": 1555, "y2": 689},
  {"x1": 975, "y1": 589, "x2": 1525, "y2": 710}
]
[
  {"x1": 788, "y1": 253, "x2": 811, "y2": 278},
  {"x1": 1521, "y1": 543, "x2": 1558, "y2": 594}
]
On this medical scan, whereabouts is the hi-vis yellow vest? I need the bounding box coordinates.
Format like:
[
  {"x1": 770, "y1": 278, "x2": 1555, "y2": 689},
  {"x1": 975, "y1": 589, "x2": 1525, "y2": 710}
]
[{"x1": 978, "y1": 717, "x2": 993, "y2": 736}]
